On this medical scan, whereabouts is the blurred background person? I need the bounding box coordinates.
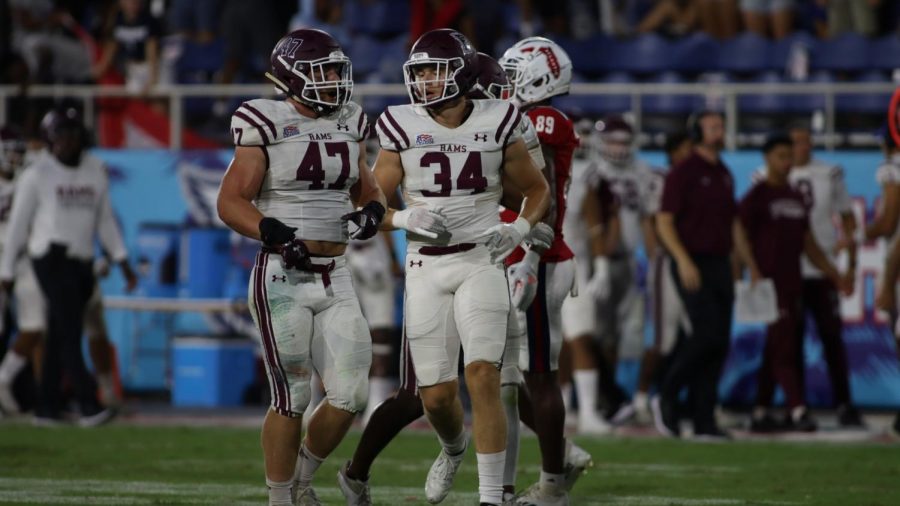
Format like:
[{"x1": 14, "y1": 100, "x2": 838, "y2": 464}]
[
  {"x1": 92, "y1": 0, "x2": 162, "y2": 97},
  {"x1": 654, "y1": 110, "x2": 760, "y2": 439},
  {"x1": 742, "y1": 134, "x2": 852, "y2": 433},
  {"x1": 631, "y1": 130, "x2": 693, "y2": 423},
  {"x1": 638, "y1": 0, "x2": 701, "y2": 37}
]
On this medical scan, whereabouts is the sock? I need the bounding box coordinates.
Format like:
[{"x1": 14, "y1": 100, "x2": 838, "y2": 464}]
[
  {"x1": 477, "y1": 450, "x2": 506, "y2": 504},
  {"x1": 560, "y1": 383, "x2": 573, "y2": 413},
  {"x1": 265, "y1": 477, "x2": 293, "y2": 506},
  {"x1": 438, "y1": 428, "x2": 467, "y2": 456},
  {"x1": 365, "y1": 377, "x2": 395, "y2": 418},
  {"x1": 0, "y1": 351, "x2": 26, "y2": 384},
  {"x1": 539, "y1": 470, "x2": 565, "y2": 495},
  {"x1": 294, "y1": 443, "x2": 324, "y2": 489},
  {"x1": 633, "y1": 391, "x2": 648, "y2": 410},
  {"x1": 501, "y1": 383, "x2": 519, "y2": 488},
  {"x1": 573, "y1": 369, "x2": 599, "y2": 421}
]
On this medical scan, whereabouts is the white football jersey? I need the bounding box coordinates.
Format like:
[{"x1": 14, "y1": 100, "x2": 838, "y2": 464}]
[
  {"x1": 593, "y1": 157, "x2": 657, "y2": 254},
  {"x1": 0, "y1": 177, "x2": 14, "y2": 244},
  {"x1": 753, "y1": 159, "x2": 853, "y2": 278},
  {"x1": 876, "y1": 153, "x2": 900, "y2": 243},
  {"x1": 231, "y1": 98, "x2": 369, "y2": 244},
  {"x1": 375, "y1": 100, "x2": 523, "y2": 248},
  {"x1": 562, "y1": 158, "x2": 594, "y2": 261}
]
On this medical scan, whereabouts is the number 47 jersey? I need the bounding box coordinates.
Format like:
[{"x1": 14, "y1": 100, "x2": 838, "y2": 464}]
[
  {"x1": 375, "y1": 99, "x2": 523, "y2": 248},
  {"x1": 231, "y1": 98, "x2": 369, "y2": 244}
]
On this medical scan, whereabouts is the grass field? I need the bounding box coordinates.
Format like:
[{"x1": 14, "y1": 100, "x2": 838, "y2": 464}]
[{"x1": 1, "y1": 422, "x2": 899, "y2": 505}]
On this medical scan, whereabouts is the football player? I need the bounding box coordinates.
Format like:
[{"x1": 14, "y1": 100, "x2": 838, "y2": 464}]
[
  {"x1": 216, "y1": 29, "x2": 387, "y2": 506},
  {"x1": 370, "y1": 29, "x2": 549, "y2": 506},
  {"x1": 337, "y1": 52, "x2": 590, "y2": 506},
  {"x1": 0, "y1": 126, "x2": 45, "y2": 416},
  {"x1": 632, "y1": 131, "x2": 693, "y2": 424},
  {"x1": 585, "y1": 115, "x2": 660, "y2": 424},
  {"x1": 869, "y1": 129, "x2": 900, "y2": 438},
  {"x1": 751, "y1": 124, "x2": 862, "y2": 427},
  {"x1": 497, "y1": 36, "x2": 580, "y2": 506}
]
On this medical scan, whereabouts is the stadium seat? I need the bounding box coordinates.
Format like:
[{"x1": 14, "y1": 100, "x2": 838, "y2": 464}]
[
  {"x1": 718, "y1": 33, "x2": 772, "y2": 74},
  {"x1": 569, "y1": 34, "x2": 612, "y2": 75},
  {"x1": 738, "y1": 71, "x2": 788, "y2": 115},
  {"x1": 772, "y1": 31, "x2": 818, "y2": 72},
  {"x1": 671, "y1": 33, "x2": 720, "y2": 73},
  {"x1": 870, "y1": 35, "x2": 900, "y2": 71},
  {"x1": 836, "y1": 71, "x2": 891, "y2": 114},
  {"x1": 812, "y1": 32, "x2": 870, "y2": 72},
  {"x1": 175, "y1": 39, "x2": 224, "y2": 82},
  {"x1": 610, "y1": 33, "x2": 672, "y2": 74},
  {"x1": 641, "y1": 72, "x2": 695, "y2": 114},
  {"x1": 368, "y1": 1, "x2": 411, "y2": 37},
  {"x1": 555, "y1": 72, "x2": 632, "y2": 116}
]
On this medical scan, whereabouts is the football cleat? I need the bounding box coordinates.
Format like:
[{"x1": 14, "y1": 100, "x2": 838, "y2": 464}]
[
  {"x1": 425, "y1": 441, "x2": 467, "y2": 503},
  {"x1": 562, "y1": 441, "x2": 593, "y2": 492},
  {"x1": 337, "y1": 462, "x2": 372, "y2": 506},
  {"x1": 515, "y1": 486, "x2": 568, "y2": 506},
  {"x1": 294, "y1": 486, "x2": 321, "y2": 506}
]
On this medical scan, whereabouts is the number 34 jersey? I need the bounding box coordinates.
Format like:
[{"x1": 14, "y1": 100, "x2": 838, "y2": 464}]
[
  {"x1": 375, "y1": 99, "x2": 523, "y2": 248},
  {"x1": 230, "y1": 98, "x2": 369, "y2": 244}
]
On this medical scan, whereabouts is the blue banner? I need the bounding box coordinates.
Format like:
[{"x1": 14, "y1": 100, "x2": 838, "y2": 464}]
[{"x1": 93, "y1": 149, "x2": 900, "y2": 407}]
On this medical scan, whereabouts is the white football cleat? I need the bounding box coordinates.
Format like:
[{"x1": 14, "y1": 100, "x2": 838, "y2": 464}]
[
  {"x1": 294, "y1": 486, "x2": 321, "y2": 506},
  {"x1": 425, "y1": 442, "x2": 466, "y2": 504},
  {"x1": 337, "y1": 462, "x2": 372, "y2": 506},
  {"x1": 562, "y1": 441, "x2": 593, "y2": 492},
  {"x1": 515, "y1": 486, "x2": 568, "y2": 506},
  {"x1": 0, "y1": 379, "x2": 20, "y2": 415}
]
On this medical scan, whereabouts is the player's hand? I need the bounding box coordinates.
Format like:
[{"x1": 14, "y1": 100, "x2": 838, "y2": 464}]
[
  {"x1": 508, "y1": 251, "x2": 540, "y2": 311},
  {"x1": 526, "y1": 222, "x2": 555, "y2": 251},
  {"x1": 485, "y1": 217, "x2": 531, "y2": 264},
  {"x1": 120, "y1": 261, "x2": 138, "y2": 293},
  {"x1": 391, "y1": 207, "x2": 447, "y2": 239},
  {"x1": 342, "y1": 201, "x2": 386, "y2": 240},
  {"x1": 586, "y1": 256, "x2": 611, "y2": 301},
  {"x1": 677, "y1": 258, "x2": 701, "y2": 292},
  {"x1": 278, "y1": 238, "x2": 312, "y2": 271},
  {"x1": 259, "y1": 217, "x2": 297, "y2": 246}
]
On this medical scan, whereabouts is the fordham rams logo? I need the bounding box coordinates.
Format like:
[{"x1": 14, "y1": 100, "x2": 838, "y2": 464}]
[
  {"x1": 449, "y1": 31, "x2": 474, "y2": 55},
  {"x1": 278, "y1": 38, "x2": 303, "y2": 58}
]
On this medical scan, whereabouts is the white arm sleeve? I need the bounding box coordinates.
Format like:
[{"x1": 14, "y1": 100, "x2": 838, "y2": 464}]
[
  {"x1": 0, "y1": 171, "x2": 39, "y2": 280},
  {"x1": 832, "y1": 166, "x2": 853, "y2": 213}
]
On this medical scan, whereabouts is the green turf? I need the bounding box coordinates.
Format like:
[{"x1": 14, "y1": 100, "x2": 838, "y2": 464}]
[{"x1": 0, "y1": 424, "x2": 898, "y2": 505}]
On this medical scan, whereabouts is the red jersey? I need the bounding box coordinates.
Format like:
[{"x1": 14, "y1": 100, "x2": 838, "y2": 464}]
[{"x1": 502, "y1": 106, "x2": 578, "y2": 265}]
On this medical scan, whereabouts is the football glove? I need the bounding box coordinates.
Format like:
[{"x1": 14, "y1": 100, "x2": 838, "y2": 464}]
[
  {"x1": 259, "y1": 217, "x2": 311, "y2": 270},
  {"x1": 342, "y1": 201, "x2": 386, "y2": 240},
  {"x1": 391, "y1": 207, "x2": 447, "y2": 239},
  {"x1": 485, "y1": 217, "x2": 531, "y2": 264},
  {"x1": 526, "y1": 222, "x2": 555, "y2": 250},
  {"x1": 508, "y1": 249, "x2": 541, "y2": 311}
]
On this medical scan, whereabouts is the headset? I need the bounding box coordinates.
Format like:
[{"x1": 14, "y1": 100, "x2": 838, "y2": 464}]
[{"x1": 687, "y1": 110, "x2": 724, "y2": 143}]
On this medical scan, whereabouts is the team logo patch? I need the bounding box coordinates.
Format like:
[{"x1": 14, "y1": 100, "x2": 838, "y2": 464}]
[
  {"x1": 282, "y1": 125, "x2": 299, "y2": 138},
  {"x1": 416, "y1": 133, "x2": 434, "y2": 146}
]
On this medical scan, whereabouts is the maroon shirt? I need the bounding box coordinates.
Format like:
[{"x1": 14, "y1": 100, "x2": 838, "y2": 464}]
[
  {"x1": 739, "y1": 182, "x2": 809, "y2": 296},
  {"x1": 660, "y1": 151, "x2": 736, "y2": 256}
]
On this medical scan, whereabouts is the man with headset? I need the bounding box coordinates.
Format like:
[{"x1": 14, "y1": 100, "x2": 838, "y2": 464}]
[{"x1": 653, "y1": 111, "x2": 760, "y2": 439}]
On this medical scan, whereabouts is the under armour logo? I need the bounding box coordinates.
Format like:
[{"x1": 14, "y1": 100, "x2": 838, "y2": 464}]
[
  {"x1": 409, "y1": 260, "x2": 423, "y2": 268},
  {"x1": 474, "y1": 133, "x2": 487, "y2": 142},
  {"x1": 272, "y1": 274, "x2": 287, "y2": 282},
  {"x1": 337, "y1": 124, "x2": 349, "y2": 131}
]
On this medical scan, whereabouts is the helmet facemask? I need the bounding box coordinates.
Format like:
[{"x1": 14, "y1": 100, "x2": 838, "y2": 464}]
[
  {"x1": 404, "y1": 56, "x2": 465, "y2": 108},
  {"x1": 269, "y1": 51, "x2": 353, "y2": 116}
]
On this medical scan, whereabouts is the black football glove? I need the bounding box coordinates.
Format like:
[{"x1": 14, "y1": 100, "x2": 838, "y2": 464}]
[
  {"x1": 341, "y1": 201, "x2": 386, "y2": 241},
  {"x1": 259, "y1": 217, "x2": 297, "y2": 246}
]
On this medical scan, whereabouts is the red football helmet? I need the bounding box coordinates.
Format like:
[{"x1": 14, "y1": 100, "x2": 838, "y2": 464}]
[
  {"x1": 468, "y1": 52, "x2": 513, "y2": 101},
  {"x1": 0, "y1": 126, "x2": 25, "y2": 177},
  {"x1": 404, "y1": 29, "x2": 477, "y2": 108},
  {"x1": 265, "y1": 29, "x2": 353, "y2": 116},
  {"x1": 595, "y1": 115, "x2": 635, "y2": 165}
]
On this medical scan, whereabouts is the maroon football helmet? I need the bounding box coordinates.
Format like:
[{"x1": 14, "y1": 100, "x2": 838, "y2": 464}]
[
  {"x1": 404, "y1": 29, "x2": 477, "y2": 108},
  {"x1": 595, "y1": 115, "x2": 635, "y2": 165},
  {"x1": 468, "y1": 53, "x2": 513, "y2": 101},
  {"x1": 265, "y1": 29, "x2": 353, "y2": 116},
  {"x1": 0, "y1": 126, "x2": 25, "y2": 177}
]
